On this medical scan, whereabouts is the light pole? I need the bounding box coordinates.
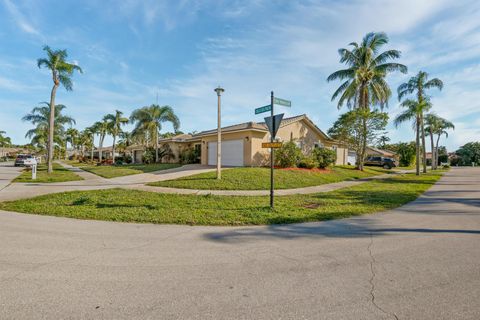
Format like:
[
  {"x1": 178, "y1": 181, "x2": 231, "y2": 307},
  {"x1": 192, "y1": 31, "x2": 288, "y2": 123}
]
[{"x1": 214, "y1": 86, "x2": 224, "y2": 179}]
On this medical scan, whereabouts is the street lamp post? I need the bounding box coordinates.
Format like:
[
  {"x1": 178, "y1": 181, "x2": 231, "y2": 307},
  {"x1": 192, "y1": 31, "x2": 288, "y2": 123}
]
[{"x1": 214, "y1": 86, "x2": 224, "y2": 180}]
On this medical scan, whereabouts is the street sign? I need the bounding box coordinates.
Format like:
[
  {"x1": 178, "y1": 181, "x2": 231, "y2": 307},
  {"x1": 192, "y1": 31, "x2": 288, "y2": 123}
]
[
  {"x1": 262, "y1": 142, "x2": 283, "y2": 148},
  {"x1": 255, "y1": 104, "x2": 272, "y2": 114},
  {"x1": 264, "y1": 113, "x2": 284, "y2": 139},
  {"x1": 273, "y1": 97, "x2": 291, "y2": 107}
]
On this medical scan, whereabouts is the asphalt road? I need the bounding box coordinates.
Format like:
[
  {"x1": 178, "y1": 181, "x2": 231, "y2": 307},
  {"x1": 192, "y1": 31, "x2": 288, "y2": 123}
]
[{"x1": 0, "y1": 166, "x2": 479, "y2": 319}]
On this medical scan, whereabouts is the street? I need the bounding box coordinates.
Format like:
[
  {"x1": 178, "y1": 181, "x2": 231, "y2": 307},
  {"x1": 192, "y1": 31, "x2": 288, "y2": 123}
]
[{"x1": 0, "y1": 167, "x2": 479, "y2": 319}]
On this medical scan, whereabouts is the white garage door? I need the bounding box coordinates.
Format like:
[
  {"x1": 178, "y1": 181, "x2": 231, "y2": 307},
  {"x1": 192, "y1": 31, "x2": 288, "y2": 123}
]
[{"x1": 208, "y1": 140, "x2": 244, "y2": 166}]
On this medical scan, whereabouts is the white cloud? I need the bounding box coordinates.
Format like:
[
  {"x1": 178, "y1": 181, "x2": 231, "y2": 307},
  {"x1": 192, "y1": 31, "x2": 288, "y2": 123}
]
[{"x1": 2, "y1": 0, "x2": 41, "y2": 36}]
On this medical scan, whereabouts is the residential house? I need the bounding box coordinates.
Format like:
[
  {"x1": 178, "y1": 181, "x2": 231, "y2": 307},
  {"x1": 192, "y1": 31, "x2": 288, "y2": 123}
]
[{"x1": 128, "y1": 114, "x2": 349, "y2": 166}]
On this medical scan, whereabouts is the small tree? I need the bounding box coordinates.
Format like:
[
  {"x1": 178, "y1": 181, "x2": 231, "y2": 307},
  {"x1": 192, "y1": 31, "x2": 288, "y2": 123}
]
[
  {"x1": 275, "y1": 141, "x2": 302, "y2": 168},
  {"x1": 328, "y1": 109, "x2": 388, "y2": 168}
]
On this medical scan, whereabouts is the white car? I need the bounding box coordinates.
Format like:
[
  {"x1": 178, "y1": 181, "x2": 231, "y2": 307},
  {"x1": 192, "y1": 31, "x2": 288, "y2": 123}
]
[{"x1": 23, "y1": 156, "x2": 37, "y2": 167}]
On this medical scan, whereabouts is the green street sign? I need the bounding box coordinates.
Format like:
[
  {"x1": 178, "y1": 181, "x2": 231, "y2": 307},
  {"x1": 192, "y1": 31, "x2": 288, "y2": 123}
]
[
  {"x1": 273, "y1": 97, "x2": 291, "y2": 107},
  {"x1": 255, "y1": 104, "x2": 272, "y2": 114}
]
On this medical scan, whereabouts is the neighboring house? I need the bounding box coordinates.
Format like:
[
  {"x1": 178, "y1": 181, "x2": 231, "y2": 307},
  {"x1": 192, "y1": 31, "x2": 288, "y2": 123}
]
[
  {"x1": 128, "y1": 114, "x2": 349, "y2": 166},
  {"x1": 366, "y1": 146, "x2": 399, "y2": 161},
  {"x1": 0, "y1": 147, "x2": 30, "y2": 158}
]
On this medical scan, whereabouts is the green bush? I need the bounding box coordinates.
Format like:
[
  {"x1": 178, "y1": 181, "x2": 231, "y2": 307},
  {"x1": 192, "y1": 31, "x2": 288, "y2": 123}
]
[
  {"x1": 142, "y1": 148, "x2": 155, "y2": 164},
  {"x1": 313, "y1": 148, "x2": 337, "y2": 169},
  {"x1": 298, "y1": 156, "x2": 318, "y2": 169},
  {"x1": 179, "y1": 147, "x2": 200, "y2": 164},
  {"x1": 442, "y1": 164, "x2": 450, "y2": 169},
  {"x1": 275, "y1": 141, "x2": 302, "y2": 168}
]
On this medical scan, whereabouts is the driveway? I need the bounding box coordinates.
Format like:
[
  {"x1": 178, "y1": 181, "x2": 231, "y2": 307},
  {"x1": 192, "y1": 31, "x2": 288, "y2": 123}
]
[
  {"x1": 0, "y1": 164, "x2": 216, "y2": 202},
  {"x1": 0, "y1": 167, "x2": 479, "y2": 319}
]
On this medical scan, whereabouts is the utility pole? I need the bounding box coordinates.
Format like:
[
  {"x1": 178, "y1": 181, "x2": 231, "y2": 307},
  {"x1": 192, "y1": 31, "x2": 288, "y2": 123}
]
[
  {"x1": 214, "y1": 86, "x2": 224, "y2": 179},
  {"x1": 270, "y1": 91, "x2": 274, "y2": 209}
]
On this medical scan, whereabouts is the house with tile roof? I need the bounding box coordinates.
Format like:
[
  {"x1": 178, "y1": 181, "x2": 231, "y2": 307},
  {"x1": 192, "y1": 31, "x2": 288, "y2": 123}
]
[{"x1": 127, "y1": 114, "x2": 349, "y2": 166}]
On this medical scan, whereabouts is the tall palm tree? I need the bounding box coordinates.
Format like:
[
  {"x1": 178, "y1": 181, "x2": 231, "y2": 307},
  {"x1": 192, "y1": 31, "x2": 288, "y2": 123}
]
[
  {"x1": 37, "y1": 46, "x2": 82, "y2": 173},
  {"x1": 91, "y1": 119, "x2": 110, "y2": 163},
  {"x1": 22, "y1": 103, "x2": 75, "y2": 156},
  {"x1": 327, "y1": 32, "x2": 407, "y2": 170},
  {"x1": 433, "y1": 117, "x2": 454, "y2": 167},
  {"x1": 130, "y1": 104, "x2": 180, "y2": 163},
  {"x1": 394, "y1": 99, "x2": 432, "y2": 175},
  {"x1": 104, "y1": 110, "x2": 129, "y2": 163},
  {"x1": 398, "y1": 71, "x2": 443, "y2": 173},
  {"x1": 425, "y1": 113, "x2": 441, "y2": 170}
]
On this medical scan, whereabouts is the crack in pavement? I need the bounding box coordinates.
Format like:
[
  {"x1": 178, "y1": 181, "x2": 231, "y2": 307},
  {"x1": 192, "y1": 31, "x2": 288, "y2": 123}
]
[{"x1": 367, "y1": 234, "x2": 399, "y2": 320}]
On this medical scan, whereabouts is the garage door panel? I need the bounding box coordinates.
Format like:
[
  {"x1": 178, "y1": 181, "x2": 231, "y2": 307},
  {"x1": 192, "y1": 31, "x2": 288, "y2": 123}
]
[{"x1": 208, "y1": 140, "x2": 244, "y2": 166}]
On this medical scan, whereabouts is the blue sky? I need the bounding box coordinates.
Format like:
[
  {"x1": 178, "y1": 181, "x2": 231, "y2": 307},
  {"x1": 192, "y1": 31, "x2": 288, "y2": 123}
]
[{"x1": 1, "y1": 0, "x2": 479, "y2": 151}]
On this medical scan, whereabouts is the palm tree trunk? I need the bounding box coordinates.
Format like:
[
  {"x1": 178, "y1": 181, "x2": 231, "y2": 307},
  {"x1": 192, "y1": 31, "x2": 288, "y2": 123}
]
[
  {"x1": 436, "y1": 135, "x2": 441, "y2": 168},
  {"x1": 415, "y1": 117, "x2": 420, "y2": 176},
  {"x1": 420, "y1": 114, "x2": 427, "y2": 173},
  {"x1": 47, "y1": 84, "x2": 58, "y2": 173},
  {"x1": 99, "y1": 135, "x2": 104, "y2": 163},
  {"x1": 112, "y1": 134, "x2": 116, "y2": 163},
  {"x1": 429, "y1": 129, "x2": 435, "y2": 170},
  {"x1": 155, "y1": 130, "x2": 159, "y2": 163}
]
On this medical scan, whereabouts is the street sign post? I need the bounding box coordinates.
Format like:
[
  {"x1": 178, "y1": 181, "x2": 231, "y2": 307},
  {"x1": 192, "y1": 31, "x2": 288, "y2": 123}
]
[
  {"x1": 262, "y1": 142, "x2": 282, "y2": 148},
  {"x1": 255, "y1": 104, "x2": 272, "y2": 115},
  {"x1": 31, "y1": 163, "x2": 37, "y2": 180},
  {"x1": 254, "y1": 91, "x2": 291, "y2": 209}
]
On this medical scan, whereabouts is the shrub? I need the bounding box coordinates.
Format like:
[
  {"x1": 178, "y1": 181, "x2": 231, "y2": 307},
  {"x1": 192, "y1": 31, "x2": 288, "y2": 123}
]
[
  {"x1": 442, "y1": 164, "x2": 450, "y2": 169},
  {"x1": 179, "y1": 147, "x2": 200, "y2": 164},
  {"x1": 298, "y1": 156, "x2": 318, "y2": 169},
  {"x1": 275, "y1": 141, "x2": 302, "y2": 168},
  {"x1": 313, "y1": 147, "x2": 337, "y2": 169},
  {"x1": 142, "y1": 149, "x2": 155, "y2": 164}
]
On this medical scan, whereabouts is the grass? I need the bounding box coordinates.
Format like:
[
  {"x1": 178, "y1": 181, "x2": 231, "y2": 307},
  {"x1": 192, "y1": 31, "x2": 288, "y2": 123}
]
[
  {"x1": 13, "y1": 163, "x2": 83, "y2": 183},
  {"x1": 0, "y1": 170, "x2": 445, "y2": 225},
  {"x1": 63, "y1": 160, "x2": 181, "y2": 179},
  {"x1": 148, "y1": 166, "x2": 391, "y2": 190}
]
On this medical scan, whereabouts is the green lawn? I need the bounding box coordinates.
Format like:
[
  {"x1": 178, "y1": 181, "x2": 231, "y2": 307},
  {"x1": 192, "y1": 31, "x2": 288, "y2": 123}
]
[
  {"x1": 0, "y1": 171, "x2": 445, "y2": 225},
  {"x1": 148, "y1": 166, "x2": 391, "y2": 190},
  {"x1": 13, "y1": 163, "x2": 83, "y2": 183},
  {"x1": 63, "y1": 161, "x2": 182, "y2": 179}
]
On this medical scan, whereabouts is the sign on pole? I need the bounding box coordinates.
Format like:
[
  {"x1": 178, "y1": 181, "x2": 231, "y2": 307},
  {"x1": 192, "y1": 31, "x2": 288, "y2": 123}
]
[
  {"x1": 273, "y1": 97, "x2": 291, "y2": 107},
  {"x1": 262, "y1": 142, "x2": 283, "y2": 148},
  {"x1": 255, "y1": 104, "x2": 272, "y2": 115},
  {"x1": 264, "y1": 113, "x2": 284, "y2": 139}
]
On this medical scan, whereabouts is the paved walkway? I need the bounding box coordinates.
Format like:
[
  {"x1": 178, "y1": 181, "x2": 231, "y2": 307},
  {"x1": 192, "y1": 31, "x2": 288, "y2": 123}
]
[
  {"x1": 0, "y1": 167, "x2": 478, "y2": 319},
  {"x1": 0, "y1": 162, "x2": 408, "y2": 201}
]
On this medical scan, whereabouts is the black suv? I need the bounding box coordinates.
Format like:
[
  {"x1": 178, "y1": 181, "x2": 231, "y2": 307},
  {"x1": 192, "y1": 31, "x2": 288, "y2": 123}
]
[{"x1": 364, "y1": 156, "x2": 397, "y2": 169}]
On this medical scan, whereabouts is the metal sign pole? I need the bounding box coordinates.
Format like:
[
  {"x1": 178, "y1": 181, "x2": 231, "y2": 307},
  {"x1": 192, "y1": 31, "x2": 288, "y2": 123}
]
[{"x1": 270, "y1": 91, "x2": 274, "y2": 209}]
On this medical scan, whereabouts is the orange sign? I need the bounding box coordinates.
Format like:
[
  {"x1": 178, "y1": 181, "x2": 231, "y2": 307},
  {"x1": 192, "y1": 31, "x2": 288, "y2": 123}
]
[{"x1": 262, "y1": 142, "x2": 283, "y2": 148}]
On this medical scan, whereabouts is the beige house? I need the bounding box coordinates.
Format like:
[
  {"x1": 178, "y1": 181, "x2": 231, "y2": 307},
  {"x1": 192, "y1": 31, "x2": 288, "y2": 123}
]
[{"x1": 128, "y1": 114, "x2": 348, "y2": 166}]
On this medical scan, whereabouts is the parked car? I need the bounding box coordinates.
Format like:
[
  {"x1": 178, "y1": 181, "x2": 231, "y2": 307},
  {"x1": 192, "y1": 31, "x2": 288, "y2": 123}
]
[
  {"x1": 364, "y1": 156, "x2": 397, "y2": 169},
  {"x1": 14, "y1": 154, "x2": 37, "y2": 167}
]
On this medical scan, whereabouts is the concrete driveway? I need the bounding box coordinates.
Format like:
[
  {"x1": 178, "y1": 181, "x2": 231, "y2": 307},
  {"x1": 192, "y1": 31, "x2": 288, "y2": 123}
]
[{"x1": 0, "y1": 167, "x2": 479, "y2": 319}]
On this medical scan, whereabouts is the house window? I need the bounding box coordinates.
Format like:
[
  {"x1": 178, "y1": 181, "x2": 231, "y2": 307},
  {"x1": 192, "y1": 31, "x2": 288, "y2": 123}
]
[
  {"x1": 314, "y1": 141, "x2": 324, "y2": 149},
  {"x1": 194, "y1": 144, "x2": 201, "y2": 157}
]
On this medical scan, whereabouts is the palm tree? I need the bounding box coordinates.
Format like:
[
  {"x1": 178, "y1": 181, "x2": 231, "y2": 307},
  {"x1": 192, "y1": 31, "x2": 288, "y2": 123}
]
[
  {"x1": 425, "y1": 113, "x2": 441, "y2": 169},
  {"x1": 398, "y1": 71, "x2": 443, "y2": 173},
  {"x1": 65, "y1": 127, "x2": 79, "y2": 159},
  {"x1": 104, "y1": 110, "x2": 129, "y2": 163},
  {"x1": 130, "y1": 104, "x2": 180, "y2": 163},
  {"x1": 37, "y1": 46, "x2": 82, "y2": 173},
  {"x1": 91, "y1": 119, "x2": 110, "y2": 163},
  {"x1": 22, "y1": 103, "x2": 75, "y2": 156},
  {"x1": 429, "y1": 117, "x2": 454, "y2": 167},
  {"x1": 327, "y1": 32, "x2": 407, "y2": 170},
  {"x1": 83, "y1": 126, "x2": 96, "y2": 162},
  {"x1": 394, "y1": 99, "x2": 432, "y2": 175},
  {"x1": 0, "y1": 131, "x2": 12, "y2": 159}
]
